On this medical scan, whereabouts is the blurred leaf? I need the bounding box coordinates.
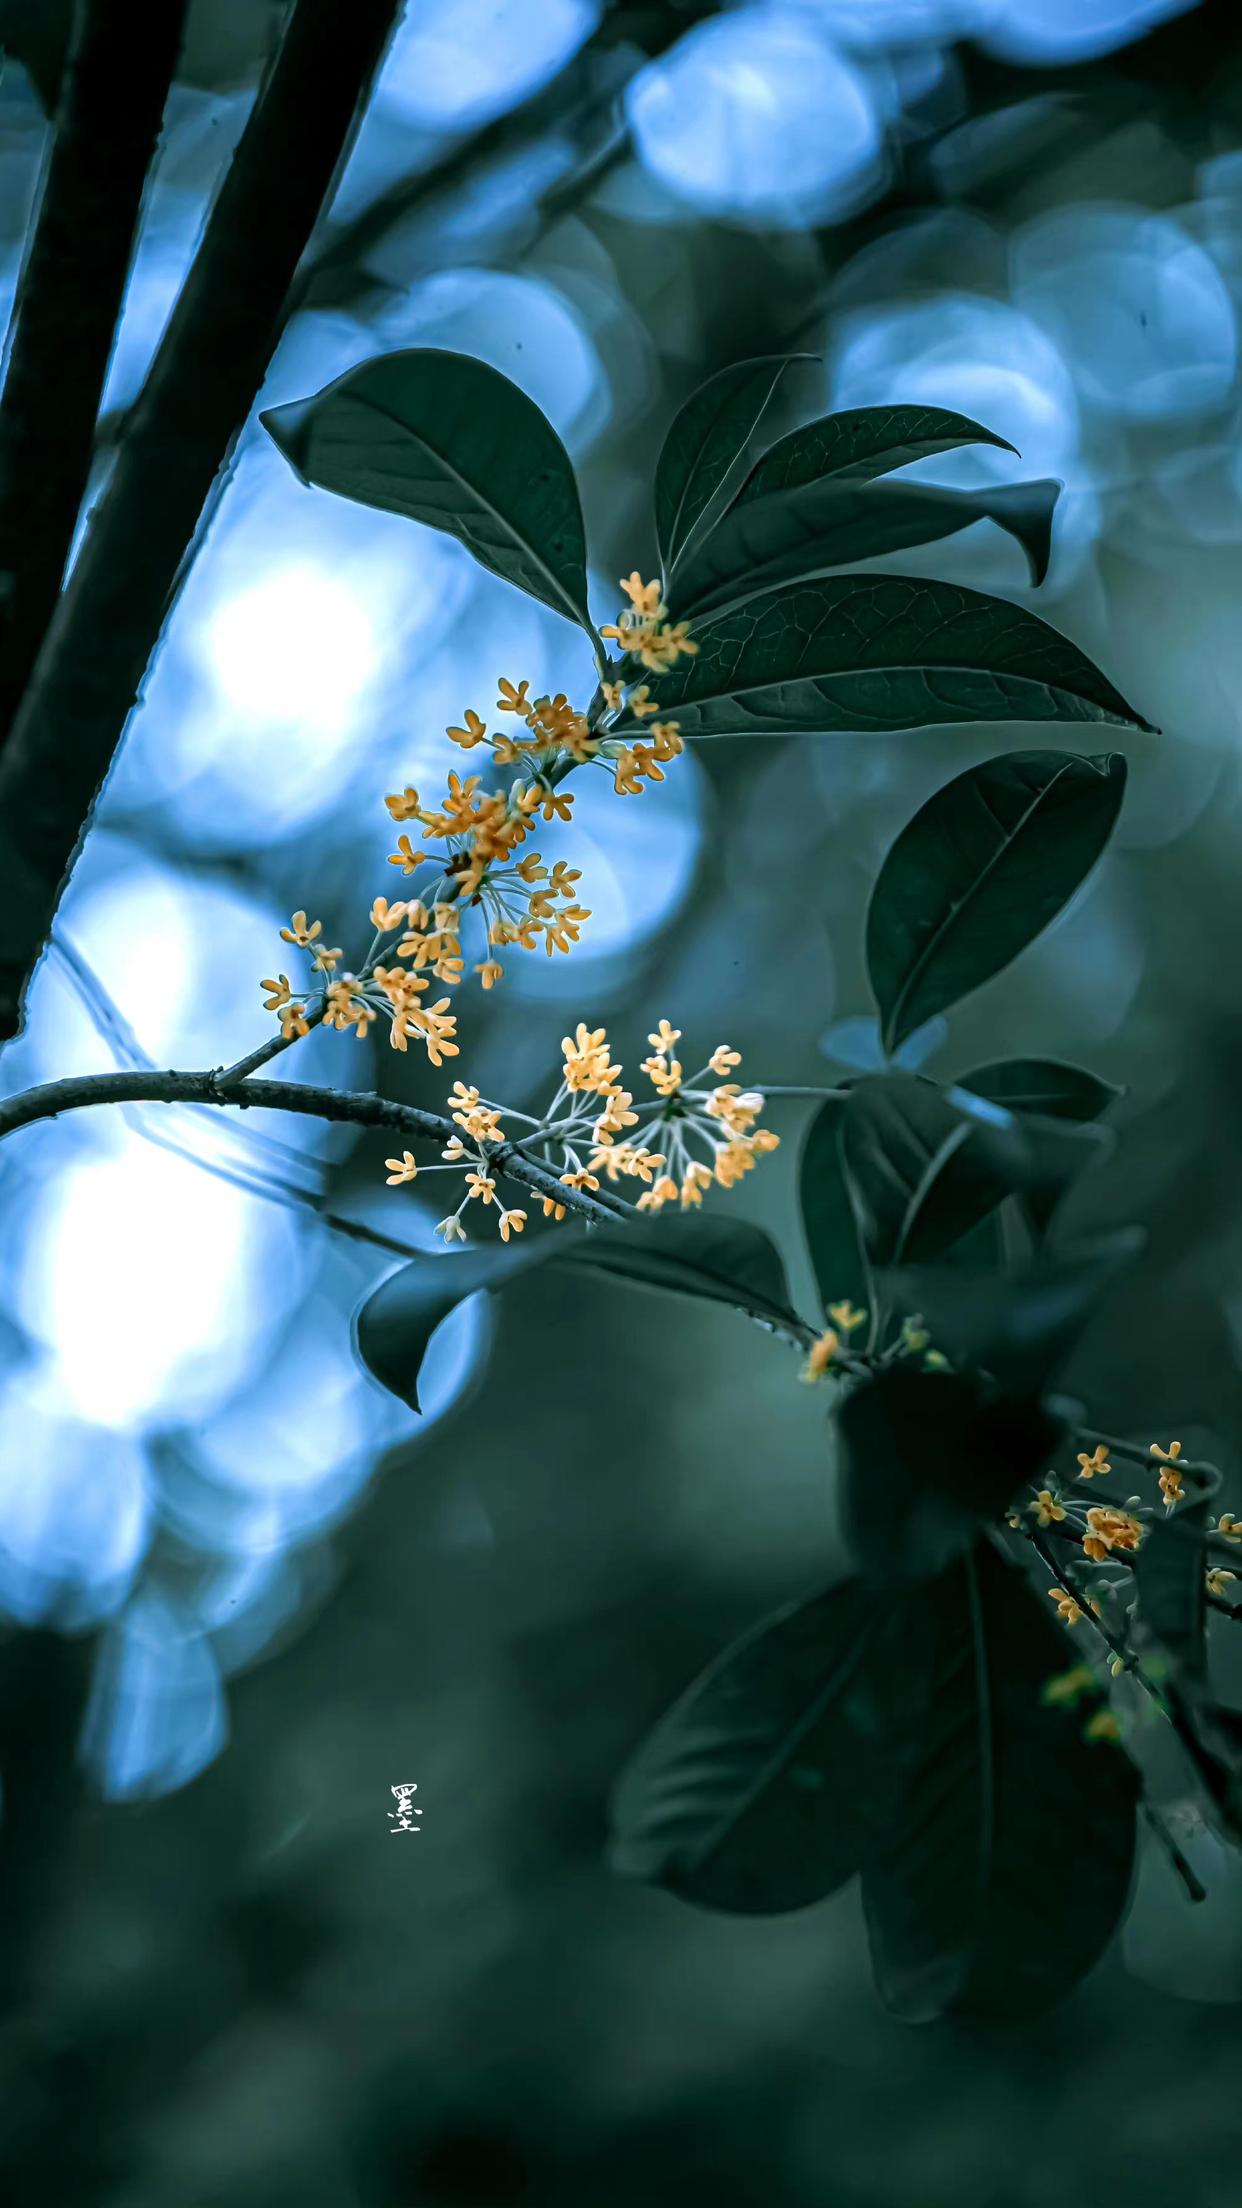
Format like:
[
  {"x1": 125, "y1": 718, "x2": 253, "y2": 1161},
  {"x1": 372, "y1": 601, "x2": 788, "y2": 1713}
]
[
  {"x1": 261, "y1": 349, "x2": 592, "y2": 630},
  {"x1": 626, "y1": 578, "x2": 1153, "y2": 741},
  {"x1": 838, "y1": 1073, "x2": 1106, "y2": 1274},
  {"x1": 868, "y1": 751, "x2": 1128, "y2": 1054},
  {"x1": 654, "y1": 354, "x2": 809, "y2": 578},
  {"x1": 672, "y1": 476, "x2": 1060, "y2": 621},
  {"x1": 1136, "y1": 1484, "x2": 1218, "y2": 1686},
  {"x1": 0, "y1": 0, "x2": 72, "y2": 111},
  {"x1": 957, "y1": 1057, "x2": 1122, "y2": 1122},
  {"x1": 610, "y1": 1577, "x2": 884, "y2": 1912},
  {"x1": 798, "y1": 1095, "x2": 870, "y2": 1320},
  {"x1": 863, "y1": 1541, "x2": 1139, "y2": 2019},
  {"x1": 880, "y1": 1231, "x2": 1145, "y2": 1400},
  {"x1": 736, "y1": 404, "x2": 1018, "y2": 498},
  {"x1": 837, "y1": 1364, "x2": 1064, "y2": 1586},
  {"x1": 357, "y1": 1214, "x2": 804, "y2": 1411}
]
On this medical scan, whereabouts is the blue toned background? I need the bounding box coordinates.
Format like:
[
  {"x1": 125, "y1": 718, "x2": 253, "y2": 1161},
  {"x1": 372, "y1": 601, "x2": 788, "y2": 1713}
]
[{"x1": 2, "y1": 2, "x2": 1242, "y2": 2201}]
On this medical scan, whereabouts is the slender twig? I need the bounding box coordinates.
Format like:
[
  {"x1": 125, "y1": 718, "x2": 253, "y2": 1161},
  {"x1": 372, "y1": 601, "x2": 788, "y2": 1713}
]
[
  {"x1": 1027, "y1": 1529, "x2": 1207, "y2": 1902},
  {"x1": 0, "y1": 0, "x2": 406, "y2": 1040},
  {"x1": 0, "y1": 1067, "x2": 621, "y2": 1226},
  {"x1": 0, "y1": 1, "x2": 188, "y2": 751}
]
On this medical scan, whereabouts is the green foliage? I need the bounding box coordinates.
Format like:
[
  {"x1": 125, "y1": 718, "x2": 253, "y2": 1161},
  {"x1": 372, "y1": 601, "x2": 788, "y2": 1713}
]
[
  {"x1": 837, "y1": 1071, "x2": 1108, "y2": 1273},
  {"x1": 654, "y1": 354, "x2": 809, "y2": 579},
  {"x1": 867, "y1": 750, "x2": 1129, "y2": 1054},
  {"x1": 735, "y1": 403, "x2": 1019, "y2": 496},
  {"x1": 861, "y1": 1541, "x2": 1138, "y2": 2020},
  {"x1": 878, "y1": 1233, "x2": 1145, "y2": 1400},
  {"x1": 838, "y1": 1366, "x2": 1064, "y2": 1586},
  {"x1": 610, "y1": 1576, "x2": 882, "y2": 1912},
  {"x1": 357, "y1": 1213, "x2": 805, "y2": 1412},
  {"x1": 671, "y1": 475, "x2": 1060, "y2": 621},
  {"x1": 261, "y1": 349, "x2": 593, "y2": 632},
  {"x1": 798, "y1": 1093, "x2": 869, "y2": 1320},
  {"x1": 621, "y1": 578, "x2": 1151, "y2": 741},
  {"x1": 956, "y1": 1057, "x2": 1123, "y2": 1122}
]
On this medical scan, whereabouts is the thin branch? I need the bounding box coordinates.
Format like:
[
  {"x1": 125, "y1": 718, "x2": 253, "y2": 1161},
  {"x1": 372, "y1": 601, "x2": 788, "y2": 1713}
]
[
  {"x1": 0, "y1": 1066, "x2": 621, "y2": 1227},
  {"x1": 0, "y1": 0, "x2": 188, "y2": 750},
  {"x1": 0, "y1": 0, "x2": 406, "y2": 1040}
]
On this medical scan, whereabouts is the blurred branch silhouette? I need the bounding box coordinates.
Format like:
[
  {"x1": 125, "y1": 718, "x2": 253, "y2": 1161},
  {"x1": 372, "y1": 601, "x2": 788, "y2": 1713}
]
[
  {"x1": 0, "y1": 0, "x2": 406, "y2": 1042},
  {"x1": 0, "y1": 0, "x2": 188, "y2": 750}
]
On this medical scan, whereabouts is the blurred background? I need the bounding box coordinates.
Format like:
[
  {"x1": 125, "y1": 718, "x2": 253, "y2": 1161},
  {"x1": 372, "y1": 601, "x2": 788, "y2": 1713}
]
[{"x1": 3, "y1": 0, "x2": 1242, "y2": 2199}]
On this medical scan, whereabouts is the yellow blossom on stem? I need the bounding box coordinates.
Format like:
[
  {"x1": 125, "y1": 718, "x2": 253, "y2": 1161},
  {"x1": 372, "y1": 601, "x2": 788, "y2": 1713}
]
[
  {"x1": 1207, "y1": 1568, "x2": 1238, "y2": 1599},
  {"x1": 370, "y1": 896, "x2": 407, "y2": 931},
  {"x1": 385, "y1": 1151, "x2": 419, "y2": 1186},
  {"x1": 279, "y1": 1001, "x2": 310, "y2": 1040},
  {"x1": 1214, "y1": 1513, "x2": 1242, "y2": 1541},
  {"x1": 1083, "y1": 1505, "x2": 1143, "y2": 1561},
  {"x1": 385, "y1": 786, "x2": 422, "y2": 821},
  {"x1": 475, "y1": 959, "x2": 503, "y2": 990},
  {"x1": 465, "y1": 1170, "x2": 496, "y2": 1205},
  {"x1": 498, "y1": 1208, "x2": 526, "y2": 1242},
  {"x1": 436, "y1": 1215, "x2": 468, "y2": 1245},
  {"x1": 1029, "y1": 1489, "x2": 1066, "y2": 1527},
  {"x1": 388, "y1": 835, "x2": 427, "y2": 876},
  {"x1": 620, "y1": 571, "x2": 665, "y2": 618},
  {"x1": 1084, "y1": 1709, "x2": 1122, "y2": 1745},
  {"x1": 1048, "y1": 1587, "x2": 1083, "y2": 1626},
  {"x1": 280, "y1": 910, "x2": 321, "y2": 947},
  {"x1": 447, "y1": 708, "x2": 487, "y2": 749},
  {"x1": 828, "y1": 1301, "x2": 867, "y2": 1333},
  {"x1": 1077, "y1": 1443, "x2": 1111, "y2": 1480},
  {"x1": 1042, "y1": 1663, "x2": 1095, "y2": 1706},
  {"x1": 801, "y1": 1328, "x2": 840, "y2": 1383},
  {"x1": 261, "y1": 974, "x2": 294, "y2": 1011},
  {"x1": 496, "y1": 677, "x2": 531, "y2": 716}
]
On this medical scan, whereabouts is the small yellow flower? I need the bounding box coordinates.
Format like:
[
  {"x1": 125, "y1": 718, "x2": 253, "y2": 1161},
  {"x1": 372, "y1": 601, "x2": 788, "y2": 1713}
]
[
  {"x1": 279, "y1": 1001, "x2": 310, "y2": 1040},
  {"x1": 370, "y1": 896, "x2": 407, "y2": 931},
  {"x1": 280, "y1": 910, "x2": 321, "y2": 947},
  {"x1": 388, "y1": 835, "x2": 427, "y2": 876},
  {"x1": 385, "y1": 1151, "x2": 418, "y2": 1185},
  {"x1": 900, "y1": 1315, "x2": 930, "y2": 1354},
  {"x1": 647, "y1": 1018, "x2": 681, "y2": 1053},
  {"x1": 1207, "y1": 1568, "x2": 1238, "y2": 1599},
  {"x1": 498, "y1": 1208, "x2": 526, "y2": 1242},
  {"x1": 447, "y1": 708, "x2": 487, "y2": 749},
  {"x1": 261, "y1": 974, "x2": 294, "y2": 1010},
  {"x1": 311, "y1": 944, "x2": 343, "y2": 972},
  {"x1": 385, "y1": 786, "x2": 422, "y2": 821},
  {"x1": 541, "y1": 1193, "x2": 567, "y2": 1221},
  {"x1": 1214, "y1": 1513, "x2": 1242, "y2": 1542},
  {"x1": 436, "y1": 1215, "x2": 468, "y2": 1245},
  {"x1": 601, "y1": 681, "x2": 624, "y2": 712},
  {"x1": 1084, "y1": 1505, "x2": 1143, "y2": 1558},
  {"x1": 1029, "y1": 1489, "x2": 1066, "y2": 1527},
  {"x1": 1159, "y1": 1465, "x2": 1185, "y2": 1508},
  {"x1": 1150, "y1": 1439, "x2": 1184, "y2": 1466},
  {"x1": 707, "y1": 1043, "x2": 741, "y2": 1077},
  {"x1": 474, "y1": 959, "x2": 503, "y2": 990},
  {"x1": 827, "y1": 1300, "x2": 867, "y2": 1333},
  {"x1": 465, "y1": 1171, "x2": 496, "y2": 1205},
  {"x1": 1083, "y1": 1709, "x2": 1122, "y2": 1745},
  {"x1": 801, "y1": 1327, "x2": 840, "y2": 1383},
  {"x1": 620, "y1": 571, "x2": 665, "y2": 617},
  {"x1": 1076, "y1": 1443, "x2": 1111, "y2": 1480},
  {"x1": 496, "y1": 677, "x2": 532, "y2": 716},
  {"x1": 1048, "y1": 1587, "x2": 1083, "y2": 1627},
  {"x1": 1041, "y1": 1663, "x2": 1095, "y2": 1706},
  {"x1": 627, "y1": 685, "x2": 658, "y2": 718}
]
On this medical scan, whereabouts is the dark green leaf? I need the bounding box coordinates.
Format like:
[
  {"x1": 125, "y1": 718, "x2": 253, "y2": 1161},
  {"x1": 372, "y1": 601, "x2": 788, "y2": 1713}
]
[
  {"x1": 863, "y1": 1542, "x2": 1138, "y2": 2019},
  {"x1": 356, "y1": 1214, "x2": 804, "y2": 1412},
  {"x1": 610, "y1": 1577, "x2": 885, "y2": 1912},
  {"x1": 261, "y1": 349, "x2": 592, "y2": 630},
  {"x1": 879, "y1": 1231, "x2": 1145, "y2": 1400},
  {"x1": 622, "y1": 578, "x2": 1152, "y2": 741},
  {"x1": 798, "y1": 1095, "x2": 870, "y2": 1320},
  {"x1": 1136, "y1": 1475, "x2": 1219, "y2": 1686},
  {"x1": 559, "y1": 1212, "x2": 803, "y2": 1335},
  {"x1": 654, "y1": 354, "x2": 809, "y2": 578},
  {"x1": 737, "y1": 405, "x2": 1018, "y2": 498},
  {"x1": 672, "y1": 475, "x2": 1060, "y2": 621},
  {"x1": 839, "y1": 1073, "x2": 1107, "y2": 1275},
  {"x1": 868, "y1": 750, "x2": 1129, "y2": 1054},
  {"x1": 957, "y1": 1057, "x2": 1122, "y2": 1123},
  {"x1": 838, "y1": 1365, "x2": 1063, "y2": 1586}
]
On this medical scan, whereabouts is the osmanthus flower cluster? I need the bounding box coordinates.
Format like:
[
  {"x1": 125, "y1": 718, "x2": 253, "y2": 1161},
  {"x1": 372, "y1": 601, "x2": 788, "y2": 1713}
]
[
  {"x1": 256, "y1": 575, "x2": 696, "y2": 1055},
  {"x1": 383, "y1": 1019, "x2": 782, "y2": 1246}
]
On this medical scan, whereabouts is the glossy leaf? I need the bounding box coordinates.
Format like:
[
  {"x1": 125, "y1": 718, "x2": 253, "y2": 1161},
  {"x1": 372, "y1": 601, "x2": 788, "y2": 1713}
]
[
  {"x1": 879, "y1": 1231, "x2": 1145, "y2": 1400},
  {"x1": 838, "y1": 1074, "x2": 1107, "y2": 1275},
  {"x1": 356, "y1": 1214, "x2": 804, "y2": 1412},
  {"x1": 737, "y1": 404, "x2": 1018, "y2": 499},
  {"x1": 957, "y1": 1057, "x2": 1122, "y2": 1123},
  {"x1": 798, "y1": 1095, "x2": 870, "y2": 1319},
  {"x1": 868, "y1": 750, "x2": 1129, "y2": 1055},
  {"x1": 838, "y1": 1364, "x2": 1063, "y2": 1586},
  {"x1": 863, "y1": 1542, "x2": 1139, "y2": 2019},
  {"x1": 610, "y1": 1577, "x2": 885, "y2": 1912},
  {"x1": 654, "y1": 354, "x2": 809, "y2": 578},
  {"x1": 620, "y1": 577, "x2": 1152, "y2": 742},
  {"x1": 262, "y1": 349, "x2": 592, "y2": 630},
  {"x1": 672, "y1": 475, "x2": 1060, "y2": 621}
]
